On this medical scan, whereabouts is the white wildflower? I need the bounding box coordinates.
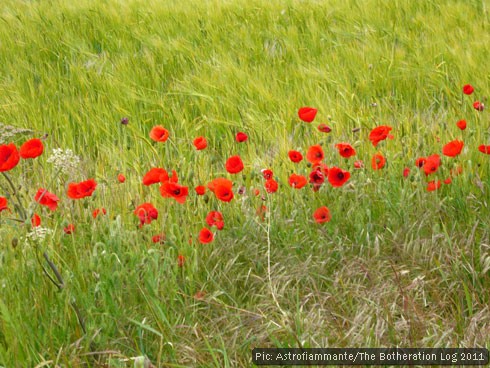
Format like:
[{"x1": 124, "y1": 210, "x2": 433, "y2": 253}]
[
  {"x1": 46, "y1": 148, "x2": 81, "y2": 175},
  {"x1": 25, "y1": 227, "x2": 54, "y2": 243}
]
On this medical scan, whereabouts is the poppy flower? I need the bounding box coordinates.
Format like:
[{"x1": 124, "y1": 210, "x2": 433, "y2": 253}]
[
  {"x1": 442, "y1": 140, "x2": 464, "y2": 157},
  {"x1": 0, "y1": 143, "x2": 20, "y2": 172},
  {"x1": 117, "y1": 173, "x2": 126, "y2": 183},
  {"x1": 193, "y1": 136, "x2": 207, "y2": 150},
  {"x1": 313, "y1": 163, "x2": 329, "y2": 176},
  {"x1": 309, "y1": 169, "x2": 325, "y2": 185},
  {"x1": 288, "y1": 150, "x2": 303, "y2": 163},
  {"x1": 177, "y1": 254, "x2": 185, "y2": 267},
  {"x1": 264, "y1": 178, "x2": 278, "y2": 193},
  {"x1": 152, "y1": 234, "x2": 165, "y2": 243},
  {"x1": 67, "y1": 179, "x2": 97, "y2": 199},
  {"x1": 427, "y1": 180, "x2": 441, "y2": 192},
  {"x1": 354, "y1": 160, "x2": 364, "y2": 169},
  {"x1": 327, "y1": 167, "x2": 350, "y2": 187},
  {"x1": 306, "y1": 145, "x2": 324, "y2": 164},
  {"x1": 443, "y1": 177, "x2": 452, "y2": 185},
  {"x1": 134, "y1": 202, "x2": 159, "y2": 227},
  {"x1": 371, "y1": 153, "x2": 386, "y2": 170},
  {"x1": 313, "y1": 206, "x2": 331, "y2": 224},
  {"x1": 149, "y1": 125, "x2": 169, "y2": 142},
  {"x1": 34, "y1": 189, "x2": 59, "y2": 211},
  {"x1": 462, "y1": 84, "x2": 474, "y2": 95},
  {"x1": 298, "y1": 107, "x2": 317, "y2": 123},
  {"x1": 64, "y1": 224, "x2": 75, "y2": 234},
  {"x1": 236, "y1": 132, "x2": 248, "y2": 142},
  {"x1": 160, "y1": 182, "x2": 189, "y2": 204},
  {"x1": 0, "y1": 197, "x2": 8, "y2": 212},
  {"x1": 199, "y1": 228, "x2": 214, "y2": 244},
  {"x1": 473, "y1": 101, "x2": 484, "y2": 111},
  {"x1": 206, "y1": 211, "x2": 224, "y2": 230},
  {"x1": 261, "y1": 169, "x2": 273, "y2": 180},
  {"x1": 208, "y1": 178, "x2": 234, "y2": 202},
  {"x1": 31, "y1": 213, "x2": 41, "y2": 227},
  {"x1": 456, "y1": 119, "x2": 467, "y2": 130},
  {"x1": 20, "y1": 139, "x2": 44, "y2": 159},
  {"x1": 335, "y1": 143, "x2": 356, "y2": 158},
  {"x1": 423, "y1": 154, "x2": 441, "y2": 176},
  {"x1": 288, "y1": 174, "x2": 307, "y2": 189},
  {"x1": 415, "y1": 157, "x2": 427, "y2": 168},
  {"x1": 92, "y1": 208, "x2": 107, "y2": 218},
  {"x1": 194, "y1": 290, "x2": 206, "y2": 300},
  {"x1": 403, "y1": 167, "x2": 410, "y2": 178},
  {"x1": 369, "y1": 126, "x2": 393, "y2": 147},
  {"x1": 478, "y1": 145, "x2": 490, "y2": 154},
  {"x1": 195, "y1": 185, "x2": 206, "y2": 195},
  {"x1": 142, "y1": 168, "x2": 168, "y2": 186},
  {"x1": 317, "y1": 124, "x2": 331, "y2": 133},
  {"x1": 168, "y1": 170, "x2": 178, "y2": 183},
  {"x1": 225, "y1": 155, "x2": 244, "y2": 174}
]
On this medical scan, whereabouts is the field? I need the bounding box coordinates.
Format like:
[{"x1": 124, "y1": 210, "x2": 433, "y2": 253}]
[{"x1": 0, "y1": 0, "x2": 489, "y2": 366}]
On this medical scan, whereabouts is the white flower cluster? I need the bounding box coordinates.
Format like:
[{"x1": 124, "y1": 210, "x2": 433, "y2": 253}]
[
  {"x1": 25, "y1": 227, "x2": 54, "y2": 243},
  {"x1": 46, "y1": 148, "x2": 81, "y2": 175}
]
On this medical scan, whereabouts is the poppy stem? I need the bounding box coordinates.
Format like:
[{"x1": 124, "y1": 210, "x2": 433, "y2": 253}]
[{"x1": 1, "y1": 172, "x2": 27, "y2": 221}]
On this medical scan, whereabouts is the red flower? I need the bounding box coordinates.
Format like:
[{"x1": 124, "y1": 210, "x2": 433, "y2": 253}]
[
  {"x1": 208, "y1": 178, "x2": 234, "y2": 202},
  {"x1": 473, "y1": 101, "x2": 484, "y2": 111},
  {"x1": 236, "y1": 132, "x2": 248, "y2": 142},
  {"x1": 288, "y1": 150, "x2": 303, "y2": 163},
  {"x1": 444, "y1": 177, "x2": 452, "y2": 185},
  {"x1": 336, "y1": 143, "x2": 356, "y2": 158},
  {"x1": 0, "y1": 196, "x2": 8, "y2": 212},
  {"x1": 67, "y1": 179, "x2": 97, "y2": 199},
  {"x1": 313, "y1": 163, "x2": 329, "y2": 176},
  {"x1": 225, "y1": 155, "x2": 244, "y2": 174},
  {"x1": 306, "y1": 145, "x2": 324, "y2": 164},
  {"x1": 199, "y1": 228, "x2": 214, "y2": 244},
  {"x1": 20, "y1": 139, "x2": 44, "y2": 159},
  {"x1": 256, "y1": 205, "x2": 267, "y2": 221},
  {"x1": 177, "y1": 254, "x2": 185, "y2": 267},
  {"x1": 313, "y1": 206, "x2": 331, "y2": 224},
  {"x1": 298, "y1": 107, "x2": 317, "y2": 123},
  {"x1": 134, "y1": 202, "x2": 159, "y2": 227},
  {"x1": 369, "y1": 126, "x2": 393, "y2": 147},
  {"x1": 34, "y1": 188, "x2": 59, "y2": 211},
  {"x1": 371, "y1": 153, "x2": 386, "y2": 170},
  {"x1": 462, "y1": 84, "x2": 474, "y2": 95},
  {"x1": 31, "y1": 213, "x2": 41, "y2": 227},
  {"x1": 354, "y1": 160, "x2": 364, "y2": 169},
  {"x1": 478, "y1": 145, "x2": 490, "y2": 154},
  {"x1": 149, "y1": 125, "x2": 169, "y2": 142},
  {"x1": 309, "y1": 169, "x2": 325, "y2": 185},
  {"x1": 64, "y1": 224, "x2": 75, "y2": 234},
  {"x1": 117, "y1": 173, "x2": 126, "y2": 183},
  {"x1": 142, "y1": 168, "x2": 168, "y2": 186},
  {"x1": 427, "y1": 180, "x2": 441, "y2": 192},
  {"x1": 403, "y1": 167, "x2": 410, "y2": 178},
  {"x1": 261, "y1": 169, "x2": 273, "y2": 180},
  {"x1": 456, "y1": 119, "x2": 467, "y2": 130},
  {"x1": 327, "y1": 167, "x2": 350, "y2": 187},
  {"x1": 160, "y1": 182, "x2": 189, "y2": 204},
  {"x1": 195, "y1": 185, "x2": 206, "y2": 195},
  {"x1": 317, "y1": 124, "x2": 331, "y2": 133},
  {"x1": 423, "y1": 154, "x2": 441, "y2": 176},
  {"x1": 0, "y1": 143, "x2": 20, "y2": 172},
  {"x1": 442, "y1": 140, "x2": 464, "y2": 157},
  {"x1": 264, "y1": 178, "x2": 278, "y2": 193},
  {"x1": 415, "y1": 157, "x2": 427, "y2": 168},
  {"x1": 152, "y1": 234, "x2": 166, "y2": 243},
  {"x1": 193, "y1": 136, "x2": 207, "y2": 150},
  {"x1": 206, "y1": 211, "x2": 224, "y2": 230},
  {"x1": 288, "y1": 174, "x2": 307, "y2": 189},
  {"x1": 92, "y1": 208, "x2": 107, "y2": 218}
]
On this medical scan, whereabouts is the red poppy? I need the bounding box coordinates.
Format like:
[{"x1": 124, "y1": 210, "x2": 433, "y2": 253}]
[
  {"x1": 256, "y1": 205, "x2": 267, "y2": 221},
  {"x1": 443, "y1": 177, "x2": 452, "y2": 185},
  {"x1": 160, "y1": 182, "x2": 189, "y2": 204},
  {"x1": 327, "y1": 167, "x2": 350, "y2": 187},
  {"x1": 288, "y1": 174, "x2": 307, "y2": 189},
  {"x1": 427, "y1": 180, "x2": 441, "y2": 192},
  {"x1": 34, "y1": 188, "x2": 59, "y2": 211},
  {"x1": 354, "y1": 160, "x2": 364, "y2": 169},
  {"x1": 462, "y1": 84, "x2": 474, "y2": 95},
  {"x1": 193, "y1": 136, "x2": 207, "y2": 150},
  {"x1": 225, "y1": 155, "x2": 244, "y2": 174},
  {"x1": 335, "y1": 143, "x2": 356, "y2": 158},
  {"x1": 195, "y1": 185, "x2": 206, "y2": 195},
  {"x1": 92, "y1": 208, "x2": 107, "y2": 218},
  {"x1": 298, "y1": 107, "x2": 317, "y2": 123},
  {"x1": 253, "y1": 188, "x2": 260, "y2": 196},
  {"x1": 288, "y1": 150, "x2": 303, "y2": 163},
  {"x1": 198, "y1": 228, "x2": 214, "y2": 244},
  {"x1": 134, "y1": 202, "x2": 159, "y2": 227},
  {"x1": 0, "y1": 197, "x2": 8, "y2": 212},
  {"x1": 423, "y1": 154, "x2": 441, "y2": 176},
  {"x1": 31, "y1": 213, "x2": 41, "y2": 227},
  {"x1": 236, "y1": 132, "x2": 248, "y2": 142},
  {"x1": 403, "y1": 167, "x2": 410, "y2": 178},
  {"x1": 117, "y1": 173, "x2": 126, "y2": 183},
  {"x1": 473, "y1": 101, "x2": 484, "y2": 111},
  {"x1": 0, "y1": 143, "x2": 20, "y2": 172},
  {"x1": 168, "y1": 170, "x2": 178, "y2": 183},
  {"x1": 261, "y1": 169, "x2": 273, "y2": 180},
  {"x1": 264, "y1": 178, "x2": 278, "y2": 193},
  {"x1": 456, "y1": 119, "x2": 467, "y2": 130},
  {"x1": 306, "y1": 145, "x2": 324, "y2": 164},
  {"x1": 371, "y1": 153, "x2": 386, "y2": 170},
  {"x1": 442, "y1": 140, "x2": 464, "y2": 157},
  {"x1": 369, "y1": 126, "x2": 393, "y2": 147},
  {"x1": 309, "y1": 169, "x2": 325, "y2": 185},
  {"x1": 20, "y1": 139, "x2": 44, "y2": 159},
  {"x1": 313, "y1": 206, "x2": 331, "y2": 224},
  {"x1": 313, "y1": 163, "x2": 329, "y2": 176},
  {"x1": 194, "y1": 290, "x2": 206, "y2": 300},
  {"x1": 415, "y1": 157, "x2": 427, "y2": 168},
  {"x1": 142, "y1": 168, "x2": 168, "y2": 186},
  {"x1": 152, "y1": 234, "x2": 165, "y2": 243},
  {"x1": 149, "y1": 125, "x2": 169, "y2": 142},
  {"x1": 177, "y1": 254, "x2": 185, "y2": 267},
  {"x1": 64, "y1": 224, "x2": 75, "y2": 234},
  {"x1": 206, "y1": 211, "x2": 224, "y2": 230},
  {"x1": 67, "y1": 179, "x2": 97, "y2": 199},
  {"x1": 317, "y1": 124, "x2": 331, "y2": 133},
  {"x1": 478, "y1": 145, "x2": 490, "y2": 154},
  {"x1": 208, "y1": 178, "x2": 234, "y2": 202}
]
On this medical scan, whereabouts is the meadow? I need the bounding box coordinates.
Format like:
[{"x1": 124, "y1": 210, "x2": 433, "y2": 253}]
[{"x1": 0, "y1": 0, "x2": 489, "y2": 366}]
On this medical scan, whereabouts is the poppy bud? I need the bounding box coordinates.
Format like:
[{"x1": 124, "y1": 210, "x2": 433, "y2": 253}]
[{"x1": 120, "y1": 117, "x2": 129, "y2": 125}]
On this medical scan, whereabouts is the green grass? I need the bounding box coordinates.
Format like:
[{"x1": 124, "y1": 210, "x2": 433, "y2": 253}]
[{"x1": 0, "y1": 0, "x2": 489, "y2": 366}]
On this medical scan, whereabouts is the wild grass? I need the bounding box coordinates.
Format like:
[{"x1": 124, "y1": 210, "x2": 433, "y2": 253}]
[{"x1": 0, "y1": 0, "x2": 489, "y2": 366}]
